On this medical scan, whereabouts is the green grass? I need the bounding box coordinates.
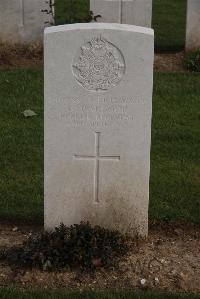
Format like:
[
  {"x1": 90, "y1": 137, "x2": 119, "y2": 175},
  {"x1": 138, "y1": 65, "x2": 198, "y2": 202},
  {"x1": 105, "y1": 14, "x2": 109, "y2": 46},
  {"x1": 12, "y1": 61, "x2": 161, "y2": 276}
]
[
  {"x1": 55, "y1": 0, "x2": 89, "y2": 25},
  {"x1": 0, "y1": 69, "x2": 43, "y2": 223},
  {"x1": 152, "y1": 0, "x2": 187, "y2": 51},
  {"x1": 150, "y1": 73, "x2": 200, "y2": 223},
  {"x1": 0, "y1": 289, "x2": 199, "y2": 299},
  {"x1": 0, "y1": 69, "x2": 199, "y2": 224},
  {"x1": 55, "y1": 0, "x2": 187, "y2": 51}
]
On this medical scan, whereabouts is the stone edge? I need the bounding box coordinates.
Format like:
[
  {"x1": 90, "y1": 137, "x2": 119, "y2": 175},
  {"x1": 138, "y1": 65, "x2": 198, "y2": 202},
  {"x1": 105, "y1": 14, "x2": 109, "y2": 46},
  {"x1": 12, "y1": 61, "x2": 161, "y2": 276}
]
[{"x1": 44, "y1": 23, "x2": 154, "y2": 37}]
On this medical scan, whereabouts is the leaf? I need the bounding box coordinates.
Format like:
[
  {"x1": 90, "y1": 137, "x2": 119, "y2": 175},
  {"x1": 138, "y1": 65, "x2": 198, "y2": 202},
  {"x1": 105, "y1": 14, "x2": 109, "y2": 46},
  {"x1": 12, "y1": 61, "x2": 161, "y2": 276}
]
[{"x1": 23, "y1": 110, "x2": 37, "y2": 117}]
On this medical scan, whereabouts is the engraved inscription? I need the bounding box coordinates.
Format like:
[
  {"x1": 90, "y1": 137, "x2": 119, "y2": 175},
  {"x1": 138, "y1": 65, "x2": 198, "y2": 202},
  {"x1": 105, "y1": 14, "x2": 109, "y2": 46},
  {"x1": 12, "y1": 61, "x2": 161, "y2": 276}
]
[
  {"x1": 73, "y1": 132, "x2": 120, "y2": 203},
  {"x1": 48, "y1": 96, "x2": 146, "y2": 128},
  {"x1": 72, "y1": 37, "x2": 125, "y2": 92}
]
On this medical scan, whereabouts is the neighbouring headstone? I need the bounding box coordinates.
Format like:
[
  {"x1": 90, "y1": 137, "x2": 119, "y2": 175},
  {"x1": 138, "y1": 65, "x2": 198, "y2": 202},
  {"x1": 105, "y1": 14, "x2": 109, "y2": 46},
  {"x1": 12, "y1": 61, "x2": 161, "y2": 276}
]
[
  {"x1": 186, "y1": 0, "x2": 200, "y2": 51},
  {"x1": 44, "y1": 23, "x2": 154, "y2": 237},
  {"x1": 0, "y1": 0, "x2": 53, "y2": 44},
  {"x1": 90, "y1": 0, "x2": 152, "y2": 27}
]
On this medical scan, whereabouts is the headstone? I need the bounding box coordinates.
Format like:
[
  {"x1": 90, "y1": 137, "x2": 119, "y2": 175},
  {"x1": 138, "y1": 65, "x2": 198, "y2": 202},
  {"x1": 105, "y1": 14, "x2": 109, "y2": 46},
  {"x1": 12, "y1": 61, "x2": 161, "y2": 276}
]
[
  {"x1": 0, "y1": 0, "x2": 53, "y2": 44},
  {"x1": 90, "y1": 0, "x2": 152, "y2": 27},
  {"x1": 186, "y1": 0, "x2": 200, "y2": 51},
  {"x1": 44, "y1": 23, "x2": 154, "y2": 237}
]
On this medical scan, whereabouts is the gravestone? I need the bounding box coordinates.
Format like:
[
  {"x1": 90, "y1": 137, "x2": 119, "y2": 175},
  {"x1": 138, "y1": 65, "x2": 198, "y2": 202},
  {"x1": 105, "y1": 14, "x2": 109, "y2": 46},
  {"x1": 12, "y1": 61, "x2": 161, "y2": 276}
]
[
  {"x1": 186, "y1": 0, "x2": 200, "y2": 51},
  {"x1": 0, "y1": 0, "x2": 53, "y2": 44},
  {"x1": 44, "y1": 23, "x2": 154, "y2": 237},
  {"x1": 90, "y1": 0, "x2": 152, "y2": 27}
]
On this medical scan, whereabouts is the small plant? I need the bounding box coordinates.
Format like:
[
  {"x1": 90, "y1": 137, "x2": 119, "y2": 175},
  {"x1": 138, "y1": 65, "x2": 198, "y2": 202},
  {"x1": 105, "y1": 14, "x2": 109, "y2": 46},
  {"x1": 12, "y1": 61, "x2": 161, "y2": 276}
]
[
  {"x1": 184, "y1": 49, "x2": 200, "y2": 72},
  {"x1": 41, "y1": 0, "x2": 55, "y2": 25},
  {"x1": 67, "y1": 10, "x2": 101, "y2": 24},
  {"x1": 4, "y1": 222, "x2": 128, "y2": 271},
  {"x1": 84, "y1": 11, "x2": 102, "y2": 22}
]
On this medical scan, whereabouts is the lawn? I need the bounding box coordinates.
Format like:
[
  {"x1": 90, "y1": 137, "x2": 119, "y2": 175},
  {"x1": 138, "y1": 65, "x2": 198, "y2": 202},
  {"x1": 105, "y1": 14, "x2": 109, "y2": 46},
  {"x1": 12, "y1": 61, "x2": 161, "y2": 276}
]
[
  {"x1": 55, "y1": 0, "x2": 187, "y2": 51},
  {"x1": 55, "y1": 0, "x2": 89, "y2": 24},
  {"x1": 0, "y1": 69, "x2": 43, "y2": 223},
  {"x1": 0, "y1": 69, "x2": 199, "y2": 224},
  {"x1": 0, "y1": 289, "x2": 199, "y2": 299},
  {"x1": 150, "y1": 73, "x2": 200, "y2": 223},
  {"x1": 152, "y1": 0, "x2": 187, "y2": 51}
]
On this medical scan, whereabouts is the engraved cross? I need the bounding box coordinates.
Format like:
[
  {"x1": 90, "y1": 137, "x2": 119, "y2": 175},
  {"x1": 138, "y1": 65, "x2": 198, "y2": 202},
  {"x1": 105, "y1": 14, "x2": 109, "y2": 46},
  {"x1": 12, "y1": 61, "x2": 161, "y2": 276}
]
[{"x1": 73, "y1": 132, "x2": 120, "y2": 203}]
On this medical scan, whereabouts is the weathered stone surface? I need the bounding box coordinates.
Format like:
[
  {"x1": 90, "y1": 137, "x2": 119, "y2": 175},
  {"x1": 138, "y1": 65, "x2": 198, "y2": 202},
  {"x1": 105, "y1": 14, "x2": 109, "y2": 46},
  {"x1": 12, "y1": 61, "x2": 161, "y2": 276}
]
[
  {"x1": 44, "y1": 23, "x2": 154, "y2": 237},
  {"x1": 0, "y1": 0, "x2": 53, "y2": 43},
  {"x1": 186, "y1": 0, "x2": 200, "y2": 51},
  {"x1": 90, "y1": 0, "x2": 152, "y2": 27}
]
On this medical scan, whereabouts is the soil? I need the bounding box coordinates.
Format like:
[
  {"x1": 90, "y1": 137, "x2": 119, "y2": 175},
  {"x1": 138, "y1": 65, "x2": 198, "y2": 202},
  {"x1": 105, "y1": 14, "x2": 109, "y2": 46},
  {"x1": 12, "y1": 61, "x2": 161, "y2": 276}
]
[
  {"x1": 3, "y1": 58, "x2": 43, "y2": 69},
  {"x1": 154, "y1": 52, "x2": 186, "y2": 73},
  {"x1": 0, "y1": 222, "x2": 199, "y2": 294},
  {"x1": 0, "y1": 42, "x2": 43, "y2": 69}
]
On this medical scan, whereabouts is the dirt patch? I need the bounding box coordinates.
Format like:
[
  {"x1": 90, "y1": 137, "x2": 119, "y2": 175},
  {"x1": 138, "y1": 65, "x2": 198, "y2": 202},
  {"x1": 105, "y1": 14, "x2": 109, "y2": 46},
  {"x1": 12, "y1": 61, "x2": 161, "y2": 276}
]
[
  {"x1": 0, "y1": 42, "x2": 43, "y2": 69},
  {"x1": 0, "y1": 43, "x2": 186, "y2": 72},
  {"x1": 0, "y1": 222, "x2": 199, "y2": 294},
  {"x1": 154, "y1": 52, "x2": 186, "y2": 73}
]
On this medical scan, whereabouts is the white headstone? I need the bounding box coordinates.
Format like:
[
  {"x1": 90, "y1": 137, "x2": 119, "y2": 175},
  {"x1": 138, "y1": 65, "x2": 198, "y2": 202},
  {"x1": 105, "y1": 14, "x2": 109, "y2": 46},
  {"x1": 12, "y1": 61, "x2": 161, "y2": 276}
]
[
  {"x1": 0, "y1": 0, "x2": 53, "y2": 44},
  {"x1": 44, "y1": 23, "x2": 154, "y2": 237},
  {"x1": 90, "y1": 0, "x2": 152, "y2": 27},
  {"x1": 186, "y1": 0, "x2": 200, "y2": 51}
]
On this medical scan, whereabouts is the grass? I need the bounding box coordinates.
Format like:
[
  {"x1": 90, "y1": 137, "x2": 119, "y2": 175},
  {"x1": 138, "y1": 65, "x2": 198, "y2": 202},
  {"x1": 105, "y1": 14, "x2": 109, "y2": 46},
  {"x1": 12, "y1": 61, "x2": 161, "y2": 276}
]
[
  {"x1": 0, "y1": 69, "x2": 43, "y2": 223},
  {"x1": 152, "y1": 0, "x2": 187, "y2": 51},
  {"x1": 0, "y1": 69, "x2": 199, "y2": 224},
  {"x1": 55, "y1": 0, "x2": 187, "y2": 51},
  {"x1": 0, "y1": 289, "x2": 199, "y2": 299},
  {"x1": 150, "y1": 73, "x2": 200, "y2": 223},
  {"x1": 55, "y1": 0, "x2": 89, "y2": 24}
]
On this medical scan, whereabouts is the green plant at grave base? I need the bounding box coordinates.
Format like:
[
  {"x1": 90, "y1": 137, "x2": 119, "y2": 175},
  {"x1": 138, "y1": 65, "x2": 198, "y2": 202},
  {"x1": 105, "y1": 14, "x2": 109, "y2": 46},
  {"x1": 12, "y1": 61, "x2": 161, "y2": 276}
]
[
  {"x1": 4, "y1": 222, "x2": 128, "y2": 271},
  {"x1": 184, "y1": 50, "x2": 200, "y2": 72}
]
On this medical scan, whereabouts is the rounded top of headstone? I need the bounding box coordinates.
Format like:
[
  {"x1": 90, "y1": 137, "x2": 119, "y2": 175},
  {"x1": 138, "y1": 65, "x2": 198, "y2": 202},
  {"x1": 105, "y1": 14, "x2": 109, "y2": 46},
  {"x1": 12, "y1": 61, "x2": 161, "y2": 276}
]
[{"x1": 72, "y1": 36, "x2": 125, "y2": 92}]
